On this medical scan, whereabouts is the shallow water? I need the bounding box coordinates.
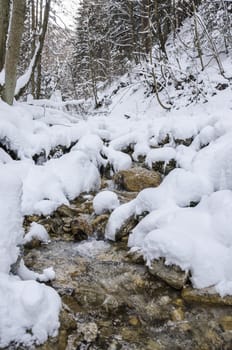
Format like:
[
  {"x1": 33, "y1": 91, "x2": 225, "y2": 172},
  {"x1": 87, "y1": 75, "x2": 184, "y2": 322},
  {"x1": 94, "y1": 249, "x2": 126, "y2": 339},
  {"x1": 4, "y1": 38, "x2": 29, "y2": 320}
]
[{"x1": 23, "y1": 238, "x2": 232, "y2": 350}]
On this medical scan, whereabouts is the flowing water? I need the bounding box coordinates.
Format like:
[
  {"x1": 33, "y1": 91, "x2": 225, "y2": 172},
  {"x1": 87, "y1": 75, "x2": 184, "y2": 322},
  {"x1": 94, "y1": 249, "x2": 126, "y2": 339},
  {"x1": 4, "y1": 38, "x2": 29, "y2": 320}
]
[{"x1": 24, "y1": 237, "x2": 232, "y2": 350}]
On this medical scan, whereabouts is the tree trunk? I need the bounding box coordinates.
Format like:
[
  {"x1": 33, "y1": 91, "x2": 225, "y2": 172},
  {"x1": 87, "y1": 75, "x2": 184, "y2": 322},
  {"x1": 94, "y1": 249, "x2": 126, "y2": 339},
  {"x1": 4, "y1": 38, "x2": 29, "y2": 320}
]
[
  {"x1": 15, "y1": 0, "x2": 51, "y2": 99},
  {"x1": 2, "y1": 0, "x2": 26, "y2": 105},
  {"x1": 0, "y1": 0, "x2": 10, "y2": 72}
]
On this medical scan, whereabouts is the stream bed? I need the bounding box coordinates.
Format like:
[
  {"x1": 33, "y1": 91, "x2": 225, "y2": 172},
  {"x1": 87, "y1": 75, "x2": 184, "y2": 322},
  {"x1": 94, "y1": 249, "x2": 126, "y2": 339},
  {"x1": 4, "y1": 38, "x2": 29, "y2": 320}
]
[{"x1": 23, "y1": 238, "x2": 232, "y2": 350}]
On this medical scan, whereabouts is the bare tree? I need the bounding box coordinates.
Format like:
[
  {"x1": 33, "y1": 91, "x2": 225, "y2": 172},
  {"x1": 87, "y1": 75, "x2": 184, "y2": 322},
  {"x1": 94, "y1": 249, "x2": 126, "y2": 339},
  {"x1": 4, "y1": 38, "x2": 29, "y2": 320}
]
[
  {"x1": 0, "y1": 0, "x2": 10, "y2": 72},
  {"x1": 2, "y1": 0, "x2": 26, "y2": 105}
]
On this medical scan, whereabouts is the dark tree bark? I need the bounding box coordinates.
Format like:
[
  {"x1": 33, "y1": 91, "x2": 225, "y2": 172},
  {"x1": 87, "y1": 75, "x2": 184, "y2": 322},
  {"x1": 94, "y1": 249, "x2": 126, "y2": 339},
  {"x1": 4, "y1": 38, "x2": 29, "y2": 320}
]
[
  {"x1": 0, "y1": 0, "x2": 10, "y2": 72},
  {"x1": 2, "y1": 0, "x2": 26, "y2": 105}
]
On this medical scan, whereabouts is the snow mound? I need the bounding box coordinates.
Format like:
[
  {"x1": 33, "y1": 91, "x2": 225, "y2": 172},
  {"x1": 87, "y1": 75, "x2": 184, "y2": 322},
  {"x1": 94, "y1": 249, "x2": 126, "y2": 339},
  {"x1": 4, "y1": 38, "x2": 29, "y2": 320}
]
[
  {"x1": 22, "y1": 150, "x2": 101, "y2": 216},
  {"x1": 0, "y1": 274, "x2": 61, "y2": 347},
  {"x1": 93, "y1": 191, "x2": 120, "y2": 215},
  {"x1": 0, "y1": 169, "x2": 61, "y2": 347},
  {"x1": 129, "y1": 191, "x2": 232, "y2": 294},
  {"x1": 23, "y1": 222, "x2": 50, "y2": 244}
]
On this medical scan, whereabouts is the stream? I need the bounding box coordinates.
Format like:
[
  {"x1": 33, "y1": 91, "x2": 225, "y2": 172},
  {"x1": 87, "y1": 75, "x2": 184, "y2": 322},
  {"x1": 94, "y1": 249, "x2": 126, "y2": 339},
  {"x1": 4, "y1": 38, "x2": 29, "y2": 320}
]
[
  {"x1": 22, "y1": 208, "x2": 232, "y2": 349},
  {"x1": 7, "y1": 157, "x2": 229, "y2": 350}
]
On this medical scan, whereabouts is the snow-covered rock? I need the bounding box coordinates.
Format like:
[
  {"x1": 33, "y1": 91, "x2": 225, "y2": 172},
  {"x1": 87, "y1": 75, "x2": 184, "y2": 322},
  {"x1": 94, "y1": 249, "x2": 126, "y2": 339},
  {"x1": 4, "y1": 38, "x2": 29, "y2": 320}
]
[{"x1": 93, "y1": 191, "x2": 120, "y2": 215}]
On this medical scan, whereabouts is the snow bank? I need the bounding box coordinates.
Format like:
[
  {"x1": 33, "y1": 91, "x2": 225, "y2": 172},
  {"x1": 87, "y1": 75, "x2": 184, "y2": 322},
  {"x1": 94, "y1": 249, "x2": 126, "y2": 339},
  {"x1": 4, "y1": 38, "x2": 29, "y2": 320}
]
[
  {"x1": 0, "y1": 274, "x2": 61, "y2": 347},
  {"x1": 22, "y1": 150, "x2": 100, "y2": 216},
  {"x1": 0, "y1": 168, "x2": 61, "y2": 347},
  {"x1": 105, "y1": 87, "x2": 232, "y2": 296},
  {"x1": 129, "y1": 191, "x2": 232, "y2": 294},
  {"x1": 0, "y1": 168, "x2": 23, "y2": 274}
]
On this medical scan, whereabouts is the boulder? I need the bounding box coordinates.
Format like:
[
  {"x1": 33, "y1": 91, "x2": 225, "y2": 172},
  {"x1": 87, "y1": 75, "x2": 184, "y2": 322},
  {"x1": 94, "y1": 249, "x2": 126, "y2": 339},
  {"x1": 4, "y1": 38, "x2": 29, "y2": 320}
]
[
  {"x1": 148, "y1": 258, "x2": 188, "y2": 290},
  {"x1": 114, "y1": 167, "x2": 162, "y2": 192},
  {"x1": 182, "y1": 287, "x2": 232, "y2": 306}
]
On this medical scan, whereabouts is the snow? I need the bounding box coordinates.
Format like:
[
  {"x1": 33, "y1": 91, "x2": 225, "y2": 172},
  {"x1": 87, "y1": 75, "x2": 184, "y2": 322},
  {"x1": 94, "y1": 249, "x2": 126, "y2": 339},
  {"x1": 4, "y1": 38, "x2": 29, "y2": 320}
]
[
  {"x1": 105, "y1": 85, "x2": 232, "y2": 296},
  {"x1": 0, "y1": 274, "x2": 61, "y2": 347},
  {"x1": 23, "y1": 222, "x2": 50, "y2": 244},
  {"x1": 22, "y1": 150, "x2": 100, "y2": 216},
  {"x1": 0, "y1": 168, "x2": 61, "y2": 347},
  {"x1": 93, "y1": 191, "x2": 120, "y2": 215},
  {"x1": 72, "y1": 134, "x2": 106, "y2": 167},
  {"x1": 103, "y1": 145, "x2": 132, "y2": 172},
  {"x1": 0, "y1": 69, "x2": 5, "y2": 85},
  {"x1": 133, "y1": 191, "x2": 232, "y2": 291},
  {"x1": 0, "y1": 169, "x2": 23, "y2": 274},
  {"x1": 15, "y1": 42, "x2": 40, "y2": 96},
  {"x1": 145, "y1": 147, "x2": 176, "y2": 168},
  {"x1": 1, "y1": 7, "x2": 232, "y2": 346}
]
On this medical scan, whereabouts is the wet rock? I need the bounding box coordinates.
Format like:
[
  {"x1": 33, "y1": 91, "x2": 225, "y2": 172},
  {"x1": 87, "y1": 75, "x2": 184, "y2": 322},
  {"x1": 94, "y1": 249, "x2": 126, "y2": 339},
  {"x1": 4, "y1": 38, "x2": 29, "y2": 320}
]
[
  {"x1": 60, "y1": 309, "x2": 77, "y2": 332},
  {"x1": 158, "y1": 134, "x2": 170, "y2": 147},
  {"x1": 144, "y1": 299, "x2": 171, "y2": 321},
  {"x1": 24, "y1": 238, "x2": 42, "y2": 249},
  {"x1": 150, "y1": 159, "x2": 176, "y2": 175},
  {"x1": 71, "y1": 215, "x2": 93, "y2": 241},
  {"x1": 114, "y1": 167, "x2": 162, "y2": 192},
  {"x1": 115, "y1": 190, "x2": 138, "y2": 204},
  {"x1": 100, "y1": 178, "x2": 109, "y2": 189},
  {"x1": 146, "y1": 340, "x2": 165, "y2": 350},
  {"x1": 78, "y1": 322, "x2": 98, "y2": 343},
  {"x1": 115, "y1": 215, "x2": 138, "y2": 242},
  {"x1": 171, "y1": 307, "x2": 185, "y2": 321},
  {"x1": 128, "y1": 315, "x2": 141, "y2": 327},
  {"x1": 126, "y1": 249, "x2": 145, "y2": 264},
  {"x1": 74, "y1": 284, "x2": 106, "y2": 307},
  {"x1": 178, "y1": 321, "x2": 192, "y2": 332},
  {"x1": 62, "y1": 217, "x2": 72, "y2": 225},
  {"x1": 62, "y1": 223, "x2": 72, "y2": 233},
  {"x1": 62, "y1": 295, "x2": 83, "y2": 313},
  {"x1": 182, "y1": 287, "x2": 232, "y2": 306},
  {"x1": 39, "y1": 217, "x2": 63, "y2": 235},
  {"x1": 79, "y1": 200, "x2": 93, "y2": 215},
  {"x1": 121, "y1": 327, "x2": 139, "y2": 341},
  {"x1": 56, "y1": 204, "x2": 80, "y2": 218},
  {"x1": 216, "y1": 83, "x2": 228, "y2": 91},
  {"x1": 25, "y1": 215, "x2": 40, "y2": 223},
  {"x1": 219, "y1": 316, "x2": 232, "y2": 331},
  {"x1": 102, "y1": 294, "x2": 121, "y2": 312},
  {"x1": 175, "y1": 137, "x2": 193, "y2": 147},
  {"x1": 92, "y1": 214, "x2": 109, "y2": 238},
  {"x1": 148, "y1": 258, "x2": 188, "y2": 290}
]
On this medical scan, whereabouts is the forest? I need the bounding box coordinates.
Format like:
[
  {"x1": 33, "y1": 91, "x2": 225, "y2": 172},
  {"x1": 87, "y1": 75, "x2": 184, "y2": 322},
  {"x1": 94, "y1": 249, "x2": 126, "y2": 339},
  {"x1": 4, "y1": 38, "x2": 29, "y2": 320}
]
[{"x1": 0, "y1": 0, "x2": 232, "y2": 349}]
